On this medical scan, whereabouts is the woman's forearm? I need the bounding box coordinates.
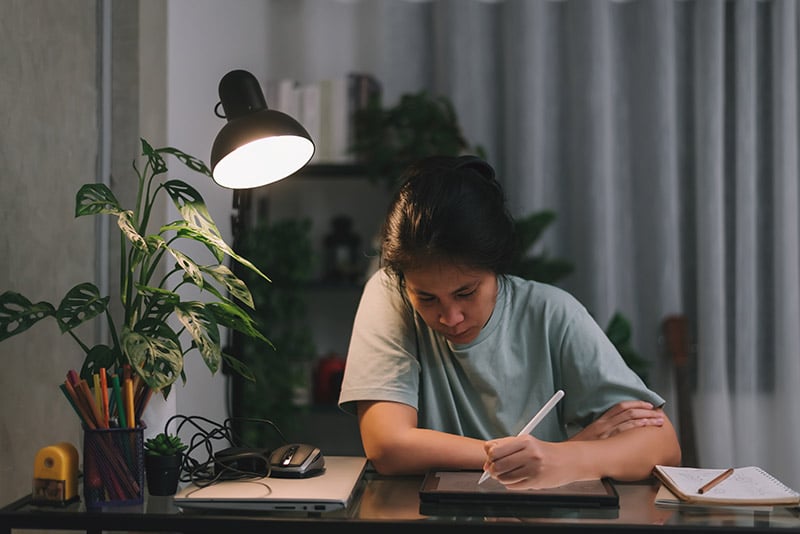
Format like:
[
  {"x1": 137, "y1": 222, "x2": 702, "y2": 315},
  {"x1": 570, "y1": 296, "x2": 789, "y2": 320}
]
[
  {"x1": 566, "y1": 417, "x2": 682, "y2": 481},
  {"x1": 365, "y1": 426, "x2": 487, "y2": 475}
]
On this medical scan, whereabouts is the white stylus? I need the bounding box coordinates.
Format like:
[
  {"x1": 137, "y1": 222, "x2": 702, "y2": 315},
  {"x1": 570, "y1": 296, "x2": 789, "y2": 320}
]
[{"x1": 477, "y1": 389, "x2": 565, "y2": 484}]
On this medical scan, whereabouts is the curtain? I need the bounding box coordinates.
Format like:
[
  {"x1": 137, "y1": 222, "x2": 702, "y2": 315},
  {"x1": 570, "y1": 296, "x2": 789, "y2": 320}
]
[{"x1": 266, "y1": 0, "x2": 800, "y2": 488}]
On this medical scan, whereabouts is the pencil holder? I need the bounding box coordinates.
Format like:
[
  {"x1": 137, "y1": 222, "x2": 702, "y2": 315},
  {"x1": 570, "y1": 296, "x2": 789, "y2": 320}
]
[{"x1": 82, "y1": 425, "x2": 144, "y2": 508}]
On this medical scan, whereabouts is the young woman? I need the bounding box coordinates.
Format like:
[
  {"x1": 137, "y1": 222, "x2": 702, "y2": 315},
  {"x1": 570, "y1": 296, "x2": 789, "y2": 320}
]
[{"x1": 338, "y1": 155, "x2": 681, "y2": 489}]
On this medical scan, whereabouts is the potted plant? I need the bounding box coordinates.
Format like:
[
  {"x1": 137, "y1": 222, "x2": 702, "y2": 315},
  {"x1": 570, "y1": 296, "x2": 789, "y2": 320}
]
[
  {"x1": 144, "y1": 432, "x2": 188, "y2": 496},
  {"x1": 0, "y1": 138, "x2": 268, "y2": 399},
  {"x1": 351, "y1": 90, "x2": 482, "y2": 188}
]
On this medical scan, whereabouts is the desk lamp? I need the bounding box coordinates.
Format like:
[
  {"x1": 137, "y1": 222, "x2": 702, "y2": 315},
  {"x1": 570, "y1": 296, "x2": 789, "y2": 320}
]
[
  {"x1": 211, "y1": 69, "x2": 315, "y2": 189},
  {"x1": 210, "y1": 69, "x2": 314, "y2": 419}
]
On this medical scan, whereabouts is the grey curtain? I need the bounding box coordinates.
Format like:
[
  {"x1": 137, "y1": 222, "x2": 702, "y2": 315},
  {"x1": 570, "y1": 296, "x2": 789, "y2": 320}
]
[{"x1": 266, "y1": 0, "x2": 800, "y2": 488}]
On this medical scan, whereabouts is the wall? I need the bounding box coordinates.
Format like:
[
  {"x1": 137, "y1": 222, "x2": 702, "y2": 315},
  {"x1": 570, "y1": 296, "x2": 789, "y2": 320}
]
[
  {"x1": 0, "y1": 0, "x2": 99, "y2": 507},
  {"x1": 0, "y1": 0, "x2": 168, "y2": 506}
]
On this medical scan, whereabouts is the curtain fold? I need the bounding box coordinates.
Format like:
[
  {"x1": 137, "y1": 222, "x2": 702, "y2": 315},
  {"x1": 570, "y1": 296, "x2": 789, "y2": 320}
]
[{"x1": 269, "y1": 0, "x2": 800, "y2": 488}]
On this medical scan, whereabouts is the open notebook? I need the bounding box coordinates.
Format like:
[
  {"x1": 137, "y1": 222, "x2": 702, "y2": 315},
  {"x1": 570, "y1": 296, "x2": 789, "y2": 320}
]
[{"x1": 173, "y1": 456, "x2": 368, "y2": 513}]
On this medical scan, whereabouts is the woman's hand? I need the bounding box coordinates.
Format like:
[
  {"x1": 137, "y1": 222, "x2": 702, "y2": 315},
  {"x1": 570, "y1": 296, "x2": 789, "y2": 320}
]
[
  {"x1": 482, "y1": 435, "x2": 579, "y2": 490},
  {"x1": 569, "y1": 401, "x2": 664, "y2": 441},
  {"x1": 482, "y1": 407, "x2": 678, "y2": 489}
]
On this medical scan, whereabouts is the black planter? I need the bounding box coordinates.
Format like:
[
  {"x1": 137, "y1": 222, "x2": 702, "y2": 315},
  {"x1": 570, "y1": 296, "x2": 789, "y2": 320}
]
[{"x1": 145, "y1": 454, "x2": 182, "y2": 496}]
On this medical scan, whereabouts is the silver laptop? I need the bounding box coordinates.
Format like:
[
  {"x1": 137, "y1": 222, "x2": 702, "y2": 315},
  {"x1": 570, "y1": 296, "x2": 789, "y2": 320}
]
[{"x1": 173, "y1": 456, "x2": 368, "y2": 513}]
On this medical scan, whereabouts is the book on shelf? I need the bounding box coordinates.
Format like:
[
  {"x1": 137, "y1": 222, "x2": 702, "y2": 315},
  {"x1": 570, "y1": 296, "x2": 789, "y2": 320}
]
[
  {"x1": 653, "y1": 465, "x2": 800, "y2": 507},
  {"x1": 264, "y1": 73, "x2": 381, "y2": 165}
]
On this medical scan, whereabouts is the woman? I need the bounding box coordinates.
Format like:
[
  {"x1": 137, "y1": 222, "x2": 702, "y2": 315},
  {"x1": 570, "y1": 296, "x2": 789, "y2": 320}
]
[{"x1": 338, "y1": 155, "x2": 681, "y2": 489}]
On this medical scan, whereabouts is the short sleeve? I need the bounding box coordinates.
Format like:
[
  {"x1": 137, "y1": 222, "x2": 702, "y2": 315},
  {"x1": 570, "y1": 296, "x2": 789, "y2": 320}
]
[{"x1": 338, "y1": 270, "x2": 422, "y2": 415}]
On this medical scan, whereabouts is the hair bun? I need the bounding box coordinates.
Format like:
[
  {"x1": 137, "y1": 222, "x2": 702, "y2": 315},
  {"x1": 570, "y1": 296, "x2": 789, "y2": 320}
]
[{"x1": 454, "y1": 155, "x2": 495, "y2": 181}]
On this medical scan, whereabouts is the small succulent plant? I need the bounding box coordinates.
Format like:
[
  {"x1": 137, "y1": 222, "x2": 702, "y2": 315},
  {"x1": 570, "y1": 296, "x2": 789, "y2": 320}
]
[{"x1": 144, "y1": 432, "x2": 188, "y2": 457}]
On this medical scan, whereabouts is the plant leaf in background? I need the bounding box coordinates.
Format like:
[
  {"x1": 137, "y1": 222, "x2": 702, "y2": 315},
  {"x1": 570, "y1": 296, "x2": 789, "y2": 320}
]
[
  {"x1": 236, "y1": 218, "x2": 316, "y2": 443},
  {"x1": 604, "y1": 312, "x2": 650, "y2": 384}
]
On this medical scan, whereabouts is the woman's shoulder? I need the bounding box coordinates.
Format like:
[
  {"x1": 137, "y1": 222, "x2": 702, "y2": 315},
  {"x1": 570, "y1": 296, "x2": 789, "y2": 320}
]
[
  {"x1": 503, "y1": 274, "x2": 584, "y2": 310},
  {"x1": 361, "y1": 268, "x2": 409, "y2": 307}
]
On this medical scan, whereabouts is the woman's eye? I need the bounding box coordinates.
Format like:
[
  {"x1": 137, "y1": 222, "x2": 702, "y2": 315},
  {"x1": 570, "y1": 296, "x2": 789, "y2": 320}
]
[{"x1": 457, "y1": 289, "x2": 477, "y2": 299}]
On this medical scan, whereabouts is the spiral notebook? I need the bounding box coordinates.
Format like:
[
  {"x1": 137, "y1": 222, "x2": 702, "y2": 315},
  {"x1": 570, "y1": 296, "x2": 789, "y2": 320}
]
[{"x1": 653, "y1": 465, "x2": 800, "y2": 506}]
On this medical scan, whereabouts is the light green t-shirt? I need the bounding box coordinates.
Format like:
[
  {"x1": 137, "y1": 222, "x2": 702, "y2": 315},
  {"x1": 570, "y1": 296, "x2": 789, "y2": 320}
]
[{"x1": 338, "y1": 269, "x2": 664, "y2": 441}]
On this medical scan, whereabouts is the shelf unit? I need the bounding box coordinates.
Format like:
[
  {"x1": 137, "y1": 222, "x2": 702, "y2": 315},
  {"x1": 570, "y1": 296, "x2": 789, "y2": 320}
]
[{"x1": 234, "y1": 164, "x2": 391, "y2": 455}]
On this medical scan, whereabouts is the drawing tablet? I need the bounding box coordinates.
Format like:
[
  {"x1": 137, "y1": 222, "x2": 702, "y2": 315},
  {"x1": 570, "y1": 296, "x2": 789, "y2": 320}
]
[{"x1": 419, "y1": 470, "x2": 619, "y2": 513}]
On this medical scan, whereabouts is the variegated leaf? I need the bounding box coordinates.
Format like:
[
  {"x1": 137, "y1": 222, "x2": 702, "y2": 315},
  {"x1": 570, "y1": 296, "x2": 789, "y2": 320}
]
[
  {"x1": 117, "y1": 210, "x2": 148, "y2": 252},
  {"x1": 163, "y1": 180, "x2": 221, "y2": 237},
  {"x1": 175, "y1": 302, "x2": 221, "y2": 374},
  {"x1": 200, "y1": 264, "x2": 254, "y2": 308},
  {"x1": 167, "y1": 248, "x2": 204, "y2": 287},
  {"x1": 122, "y1": 326, "x2": 182, "y2": 391}
]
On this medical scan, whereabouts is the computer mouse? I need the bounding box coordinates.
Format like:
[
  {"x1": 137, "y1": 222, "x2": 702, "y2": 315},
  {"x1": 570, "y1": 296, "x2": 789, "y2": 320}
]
[{"x1": 268, "y1": 443, "x2": 325, "y2": 478}]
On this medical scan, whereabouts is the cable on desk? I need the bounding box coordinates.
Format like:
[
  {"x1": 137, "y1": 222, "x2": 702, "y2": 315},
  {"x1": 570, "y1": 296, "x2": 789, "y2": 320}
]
[{"x1": 161, "y1": 415, "x2": 289, "y2": 488}]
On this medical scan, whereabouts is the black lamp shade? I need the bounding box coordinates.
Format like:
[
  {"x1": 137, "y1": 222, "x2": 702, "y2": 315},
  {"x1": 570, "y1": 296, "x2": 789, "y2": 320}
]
[{"x1": 211, "y1": 70, "x2": 314, "y2": 189}]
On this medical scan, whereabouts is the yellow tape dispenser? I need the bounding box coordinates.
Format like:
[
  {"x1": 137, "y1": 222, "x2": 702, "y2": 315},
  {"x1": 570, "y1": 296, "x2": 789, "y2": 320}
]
[{"x1": 32, "y1": 442, "x2": 79, "y2": 505}]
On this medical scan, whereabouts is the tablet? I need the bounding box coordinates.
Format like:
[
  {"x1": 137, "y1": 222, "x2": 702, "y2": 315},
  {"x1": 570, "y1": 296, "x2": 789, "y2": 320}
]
[{"x1": 419, "y1": 470, "x2": 619, "y2": 511}]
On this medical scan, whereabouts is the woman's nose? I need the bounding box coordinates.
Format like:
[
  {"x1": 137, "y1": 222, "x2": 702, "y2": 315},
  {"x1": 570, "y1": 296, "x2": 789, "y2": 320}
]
[{"x1": 439, "y1": 303, "x2": 464, "y2": 327}]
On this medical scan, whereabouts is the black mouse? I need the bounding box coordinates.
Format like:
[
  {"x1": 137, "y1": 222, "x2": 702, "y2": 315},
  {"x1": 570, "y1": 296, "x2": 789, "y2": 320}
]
[{"x1": 268, "y1": 443, "x2": 325, "y2": 478}]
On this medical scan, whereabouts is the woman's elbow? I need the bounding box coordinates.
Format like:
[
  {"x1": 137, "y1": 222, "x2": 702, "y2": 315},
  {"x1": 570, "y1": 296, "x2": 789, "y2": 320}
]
[{"x1": 362, "y1": 439, "x2": 413, "y2": 475}]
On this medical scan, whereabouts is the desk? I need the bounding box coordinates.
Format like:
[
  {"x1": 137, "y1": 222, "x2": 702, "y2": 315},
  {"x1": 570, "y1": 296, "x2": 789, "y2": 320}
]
[{"x1": 2, "y1": 471, "x2": 799, "y2": 533}]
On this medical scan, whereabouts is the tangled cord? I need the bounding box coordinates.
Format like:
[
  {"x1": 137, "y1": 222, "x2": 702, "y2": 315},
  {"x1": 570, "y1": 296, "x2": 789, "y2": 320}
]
[{"x1": 162, "y1": 415, "x2": 288, "y2": 488}]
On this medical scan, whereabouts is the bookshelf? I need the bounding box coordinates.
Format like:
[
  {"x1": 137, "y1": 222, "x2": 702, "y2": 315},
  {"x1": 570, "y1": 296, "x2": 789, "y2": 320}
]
[{"x1": 233, "y1": 164, "x2": 390, "y2": 455}]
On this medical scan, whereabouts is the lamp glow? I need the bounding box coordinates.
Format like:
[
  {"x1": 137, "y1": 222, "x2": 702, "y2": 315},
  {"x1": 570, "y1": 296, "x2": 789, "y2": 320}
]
[{"x1": 210, "y1": 70, "x2": 315, "y2": 189}]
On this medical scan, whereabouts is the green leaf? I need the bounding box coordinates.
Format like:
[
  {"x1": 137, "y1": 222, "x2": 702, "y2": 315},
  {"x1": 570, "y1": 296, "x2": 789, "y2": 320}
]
[
  {"x1": 221, "y1": 352, "x2": 256, "y2": 382},
  {"x1": 206, "y1": 301, "x2": 268, "y2": 343},
  {"x1": 0, "y1": 291, "x2": 56, "y2": 341},
  {"x1": 75, "y1": 183, "x2": 123, "y2": 217},
  {"x1": 200, "y1": 264, "x2": 255, "y2": 308},
  {"x1": 122, "y1": 325, "x2": 182, "y2": 391},
  {"x1": 515, "y1": 210, "x2": 557, "y2": 253},
  {"x1": 158, "y1": 147, "x2": 212, "y2": 177},
  {"x1": 163, "y1": 180, "x2": 222, "y2": 239},
  {"x1": 604, "y1": 312, "x2": 632, "y2": 346},
  {"x1": 175, "y1": 301, "x2": 221, "y2": 374},
  {"x1": 80, "y1": 344, "x2": 118, "y2": 381},
  {"x1": 55, "y1": 283, "x2": 109, "y2": 333},
  {"x1": 141, "y1": 138, "x2": 167, "y2": 175}
]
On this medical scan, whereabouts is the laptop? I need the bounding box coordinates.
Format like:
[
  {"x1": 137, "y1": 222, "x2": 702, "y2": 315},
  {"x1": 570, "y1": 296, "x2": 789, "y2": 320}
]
[{"x1": 173, "y1": 455, "x2": 368, "y2": 513}]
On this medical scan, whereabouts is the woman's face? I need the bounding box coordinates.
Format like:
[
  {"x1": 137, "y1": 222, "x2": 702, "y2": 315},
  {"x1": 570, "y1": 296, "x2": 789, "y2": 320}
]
[{"x1": 402, "y1": 262, "x2": 498, "y2": 345}]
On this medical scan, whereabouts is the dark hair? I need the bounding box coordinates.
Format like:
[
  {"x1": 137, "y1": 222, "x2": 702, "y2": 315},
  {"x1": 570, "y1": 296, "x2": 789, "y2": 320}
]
[{"x1": 380, "y1": 155, "x2": 517, "y2": 280}]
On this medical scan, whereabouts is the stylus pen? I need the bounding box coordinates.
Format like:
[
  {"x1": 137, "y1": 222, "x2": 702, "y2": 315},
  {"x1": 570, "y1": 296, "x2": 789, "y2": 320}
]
[{"x1": 478, "y1": 389, "x2": 565, "y2": 485}]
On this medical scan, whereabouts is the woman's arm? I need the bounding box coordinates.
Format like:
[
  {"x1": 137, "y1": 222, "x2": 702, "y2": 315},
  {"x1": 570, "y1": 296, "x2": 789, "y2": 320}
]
[
  {"x1": 357, "y1": 400, "x2": 486, "y2": 474},
  {"x1": 483, "y1": 409, "x2": 681, "y2": 489},
  {"x1": 569, "y1": 400, "x2": 666, "y2": 441},
  {"x1": 359, "y1": 399, "x2": 681, "y2": 479}
]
